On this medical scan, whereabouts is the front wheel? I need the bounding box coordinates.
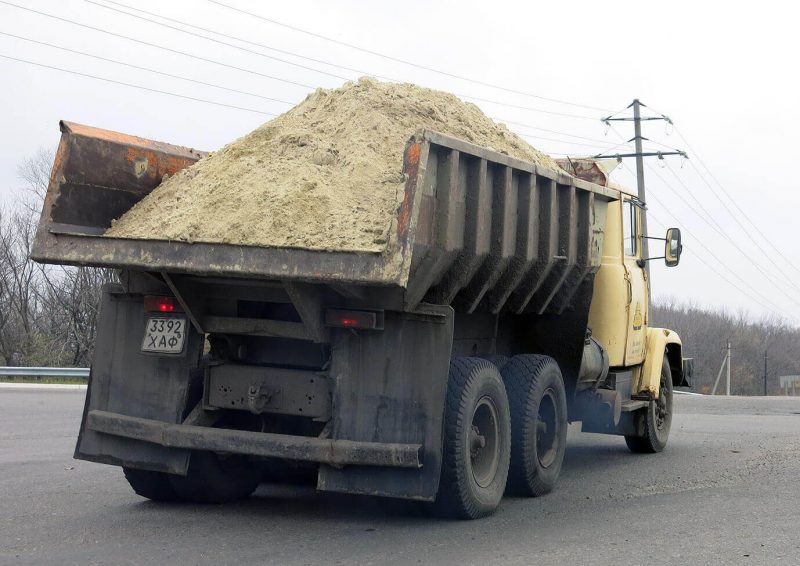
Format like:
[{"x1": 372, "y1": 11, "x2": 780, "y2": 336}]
[
  {"x1": 625, "y1": 354, "x2": 673, "y2": 453},
  {"x1": 432, "y1": 357, "x2": 511, "y2": 520}
]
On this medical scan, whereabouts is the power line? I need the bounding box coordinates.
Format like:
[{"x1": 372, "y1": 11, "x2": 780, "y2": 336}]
[
  {"x1": 98, "y1": 0, "x2": 388, "y2": 80},
  {"x1": 84, "y1": 0, "x2": 352, "y2": 82},
  {"x1": 644, "y1": 163, "x2": 800, "y2": 306},
  {"x1": 517, "y1": 134, "x2": 624, "y2": 151},
  {"x1": 499, "y1": 122, "x2": 622, "y2": 146},
  {"x1": 207, "y1": 0, "x2": 614, "y2": 114},
  {"x1": 617, "y1": 161, "x2": 790, "y2": 316},
  {"x1": 0, "y1": 1, "x2": 628, "y2": 154},
  {"x1": 0, "y1": 52, "x2": 275, "y2": 115},
  {"x1": 0, "y1": 37, "x2": 623, "y2": 158},
  {"x1": 663, "y1": 159, "x2": 800, "y2": 294},
  {"x1": 89, "y1": 0, "x2": 601, "y2": 121},
  {"x1": 0, "y1": 1, "x2": 317, "y2": 90},
  {"x1": 646, "y1": 208, "x2": 782, "y2": 316},
  {"x1": 675, "y1": 127, "x2": 800, "y2": 277},
  {"x1": 0, "y1": 30, "x2": 296, "y2": 107},
  {"x1": 608, "y1": 122, "x2": 800, "y2": 303}
]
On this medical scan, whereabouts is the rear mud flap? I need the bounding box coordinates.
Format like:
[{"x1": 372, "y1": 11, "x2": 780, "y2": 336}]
[
  {"x1": 75, "y1": 286, "x2": 203, "y2": 474},
  {"x1": 318, "y1": 305, "x2": 453, "y2": 501}
]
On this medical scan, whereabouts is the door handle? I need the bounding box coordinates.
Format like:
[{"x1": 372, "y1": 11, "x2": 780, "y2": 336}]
[{"x1": 625, "y1": 273, "x2": 632, "y2": 305}]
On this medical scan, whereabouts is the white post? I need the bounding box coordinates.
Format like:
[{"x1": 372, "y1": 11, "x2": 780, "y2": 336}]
[
  {"x1": 711, "y1": 351, "x2": 727, "y2": 395},
  {"x1": 725, "y1": 340, "x2": 731, "y2": 396}
]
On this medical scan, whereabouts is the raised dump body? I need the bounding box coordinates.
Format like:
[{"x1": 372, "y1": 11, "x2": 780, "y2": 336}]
[
  {"x1": 33, "y1": 121, "x2": 614, "y2": 315},
  {"x1": 34, "y1": 120, "x2": 676, "y2": 520}
]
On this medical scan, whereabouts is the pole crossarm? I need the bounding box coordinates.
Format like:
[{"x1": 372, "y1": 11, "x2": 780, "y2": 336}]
[
  {"x1": 592, "y1": 150, "x2": 688, "y2": 159},
  {"x1": 602, "y1": 116, "x2": 670, "y2": 122}
]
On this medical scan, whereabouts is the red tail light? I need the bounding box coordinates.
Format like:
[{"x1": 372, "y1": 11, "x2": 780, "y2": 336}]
[
  {"x1": 324, "y1": 309, "x2": 382, "y2": 330},
  {"x1": 144, "y1": 295, "x2": 183, "y2": 313}
]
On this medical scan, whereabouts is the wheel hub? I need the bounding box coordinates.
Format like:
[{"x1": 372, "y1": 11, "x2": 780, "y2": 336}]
[
  {"x1": 536, "y1": 388, "x2": 560, "y2": 469},
  {"x1": 469, "y1": 396, "x2": 500, "y2": 488},
  {"x1": 655, "y1": 376, "x2": 670, "y2": 430}
]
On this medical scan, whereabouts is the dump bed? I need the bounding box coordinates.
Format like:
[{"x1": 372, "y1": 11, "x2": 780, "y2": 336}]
[{"x1": 32, "y1": 121, "x2": 616, "y2": 314}]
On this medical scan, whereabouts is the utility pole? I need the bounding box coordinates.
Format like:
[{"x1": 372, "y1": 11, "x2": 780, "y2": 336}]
[
  {"x1": 632, "y1": 99, "x2": 649, "y2": 271},
  {"x1": 711, "y1": 340, "x2": 733, "y2": 396},
  {"x1": 726, "y1": 340, "x2": 731, "y2": 396},
  {"x1": 764, "y1": 351, "x2": 768, "y2": 396},
  {"x1": 596, "y1": 101, "x2": 686, "y2": 277}
]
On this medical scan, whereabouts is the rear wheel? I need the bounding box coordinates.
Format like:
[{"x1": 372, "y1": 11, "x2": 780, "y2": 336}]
[
  {"x1": 123, "y1": 467, "x2": 178, "y2": 502},
  {"x1": 433, "y1": 357, "x2": 511, "y2": 519},
  {"x1": 169, "y1": 451, "x2": 261, "y2": 503},
  {"x1": 477, "y1": 354, "x2": 510, "y2": 372},
  {"x1": 625, "y1": 355, "x2": 673, "y2": 453},
  {"x1": 501, "y1": 355, "x2": 568, "y2": 497}
]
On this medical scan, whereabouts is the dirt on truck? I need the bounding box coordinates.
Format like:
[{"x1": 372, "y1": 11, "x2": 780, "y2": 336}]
[
  {"x1": 106, "y1": 78, "x2": 562, "y2": 252},
  {"x1": 32, "y1": 78, "x2": 691, "y2": 519}
]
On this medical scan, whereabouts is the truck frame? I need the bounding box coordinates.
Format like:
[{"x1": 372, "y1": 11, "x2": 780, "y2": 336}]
[{"x1": 32, "y1": 121, "x2": 690, "y2": 518}]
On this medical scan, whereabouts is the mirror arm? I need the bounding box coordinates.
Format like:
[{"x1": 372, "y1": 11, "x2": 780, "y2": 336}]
[
  {"x1": 637, "y1": 256, "x2": 666, "y2": 268},
  {"x1": 642, "y1": 236, "x2": 667, "y2": 242}
]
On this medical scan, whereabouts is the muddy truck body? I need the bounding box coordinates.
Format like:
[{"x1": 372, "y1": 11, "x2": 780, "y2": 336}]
[{"x1": 32, "y1": 121, "x2": 690, "y2": 518}]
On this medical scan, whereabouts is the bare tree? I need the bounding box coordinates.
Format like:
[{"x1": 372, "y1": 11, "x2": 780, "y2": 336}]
[{"x1": 0, "y1": 147, "x2": 114, "y2": 366}]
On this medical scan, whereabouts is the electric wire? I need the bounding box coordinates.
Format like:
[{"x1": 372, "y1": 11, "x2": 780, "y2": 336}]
[
  {"x1": 84, "y1": 0, "x2": 352, "y2": 83},
  {"x1": 0, "y1": 30, "x2": 296, "y2": 106},
  {"x1": 675, "y1": 127, "x2": 800, "y2": 277},
  {"x1": 608, "y1": 123, "x2": 800, "y2": 302},
  {"x1": 87, "y1": 0, "x2": 602, "y2": 122},
  {"x1": 0, "y1": 1, "x2": 317, "y2": 90},
  {"x1": 0, "y1": 0, "x2": 626, "y2": 156},
  {"x1": 624, "y1": 107, "x2": 800, "y2": 279},
  {"x1": 663, "y1": 159, "x2": 800, "y2": 293},
  {"x1": 643, "y1": 209, "x2": 782, "y2": 316},
  {"x1": 0, "y1": 52, "x2": 275, "y2": 115},
  {"x1": 617, "y1": 161, "x2": 790, "y2": 315},
  {"x1": 207, "y1": 0, "x2": 614, "y2": 114},
  {"x1": 645, "y1": 162, "x2": 800, "y2": 306}
]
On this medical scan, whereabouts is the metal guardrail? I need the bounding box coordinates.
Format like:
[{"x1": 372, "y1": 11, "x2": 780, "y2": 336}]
[{"x1": 0, "y1": 366, "x2": 90, "y2": 378}]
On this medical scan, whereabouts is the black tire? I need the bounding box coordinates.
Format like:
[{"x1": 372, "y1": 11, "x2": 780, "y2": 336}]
[
  {"x1": 169, "y1": 451, "x2": 262, "y2": 503},
  {"x1": 501, "y1": 355, "x2": 568, "y2": 497},
  {"x1": 122, "y1": 467, "x2": 178, "y2": 502},
  {"x1": 477, "y1": 354, "x2": 510, "y2": 372},
  {"x1": 625, "y1": 355, "x2": 673, "y2": 454},
  {"x1": 432, "y1": 357, "x2": 511, "y2": 520}
]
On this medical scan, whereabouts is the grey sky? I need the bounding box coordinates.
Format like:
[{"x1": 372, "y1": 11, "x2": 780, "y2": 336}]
[{"x1": 1, "y1": 0, "x2": 798, "y2": 323}]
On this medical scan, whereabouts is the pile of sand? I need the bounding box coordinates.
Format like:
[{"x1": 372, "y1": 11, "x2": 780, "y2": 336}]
[{"x1": 106, "y1": 77, "x2": 562, "y2": 253}]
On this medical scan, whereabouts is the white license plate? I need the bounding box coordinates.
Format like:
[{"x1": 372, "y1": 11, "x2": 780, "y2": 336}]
[{"x1": 141, "y1": 317, "x2": 187, "y2": 354}]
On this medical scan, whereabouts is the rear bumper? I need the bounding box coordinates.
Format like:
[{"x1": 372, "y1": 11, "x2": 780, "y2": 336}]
[{"x1": 86, "y1": 410, "x2": 422, "y2": 469}]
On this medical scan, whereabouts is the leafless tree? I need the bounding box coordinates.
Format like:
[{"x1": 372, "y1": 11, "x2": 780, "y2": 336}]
[{"x1": 0, "y1": 148, "x2": 114, "y2": 367}]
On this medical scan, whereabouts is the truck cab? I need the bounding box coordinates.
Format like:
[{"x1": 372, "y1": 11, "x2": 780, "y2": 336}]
[{"x1": 557, "y1": 158, "x2": 689, "y2": 448}]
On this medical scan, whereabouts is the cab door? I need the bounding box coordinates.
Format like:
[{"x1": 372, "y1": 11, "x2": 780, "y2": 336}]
[{"x1": 622, "y1": 200, "x2": 648, "y2": 365}]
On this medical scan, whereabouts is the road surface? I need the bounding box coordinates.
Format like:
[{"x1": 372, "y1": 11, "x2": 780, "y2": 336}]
[{"x1": 2, "y1": 389, "x2": 799, "y2": 565}]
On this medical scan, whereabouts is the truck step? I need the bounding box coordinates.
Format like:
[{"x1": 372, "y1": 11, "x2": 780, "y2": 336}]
[{"x1": 620, "y1": 400, "x2": 649, "y2": 412}]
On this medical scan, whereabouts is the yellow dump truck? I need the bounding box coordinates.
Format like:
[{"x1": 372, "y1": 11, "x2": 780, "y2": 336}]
[{"x1": 32, "y1": 122, "x2": 690, "y2": 519}]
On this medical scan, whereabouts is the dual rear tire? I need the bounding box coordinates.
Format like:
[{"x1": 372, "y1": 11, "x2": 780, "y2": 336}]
[
  {"x1": 434, "y1": 354, "x2": 568, "y2": 519},
  {"x1": 123, "y1": 452, "x2": 261, "y2": 504}
]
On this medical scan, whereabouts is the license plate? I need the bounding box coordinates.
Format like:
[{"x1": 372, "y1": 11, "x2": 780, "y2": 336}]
[{"x1": 141, "y1": 317, "x2": 187, "y2": 354}]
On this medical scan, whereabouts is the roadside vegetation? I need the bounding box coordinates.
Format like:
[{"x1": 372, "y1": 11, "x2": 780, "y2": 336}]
[
  {"x1": 1, "y1": 149, "x2": 113, "y2": 368},
  {"x1": 652, "y1": 298, "x2": 799, "y2": 395}
]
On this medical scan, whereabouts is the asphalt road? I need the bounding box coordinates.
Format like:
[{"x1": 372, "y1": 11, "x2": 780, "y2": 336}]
[{"x1": 2, "y1": 389, "x2": 800, "y2": 566}]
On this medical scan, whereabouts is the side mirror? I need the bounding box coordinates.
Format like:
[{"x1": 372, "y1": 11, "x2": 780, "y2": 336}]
[{"x1": 665, "y1": 228, "x2": 682, "y2": 267}]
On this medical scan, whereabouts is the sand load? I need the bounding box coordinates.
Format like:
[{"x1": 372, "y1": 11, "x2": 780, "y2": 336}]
[{"x1": 105, "y1": 77, "x2": 563, "y2": 253}]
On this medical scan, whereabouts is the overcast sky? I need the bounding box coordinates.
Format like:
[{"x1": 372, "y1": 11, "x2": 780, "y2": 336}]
[{"x1": 1, "y1": 0, "x2": 798, "y2": 324}]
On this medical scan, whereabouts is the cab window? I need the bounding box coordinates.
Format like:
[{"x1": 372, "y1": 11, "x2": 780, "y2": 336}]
[{"x1": 622, "y1": 200, "x2": 637, "y2": 257}]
